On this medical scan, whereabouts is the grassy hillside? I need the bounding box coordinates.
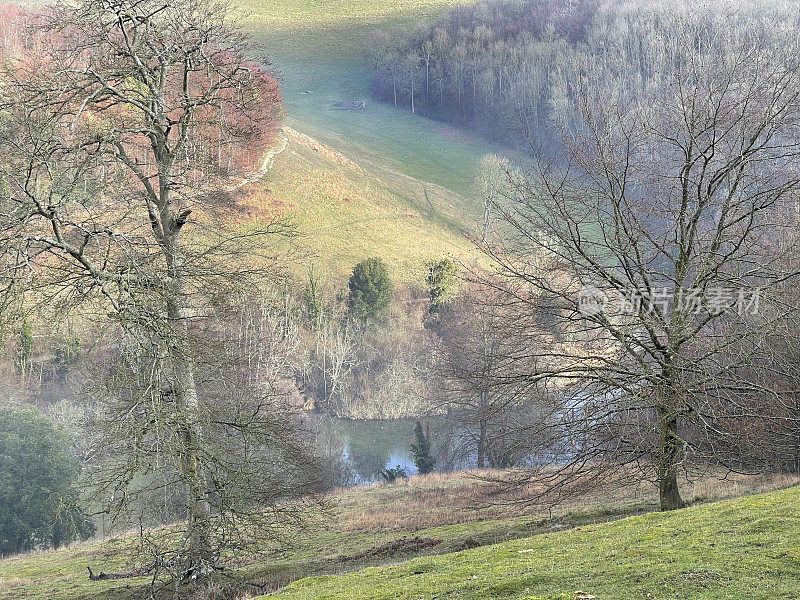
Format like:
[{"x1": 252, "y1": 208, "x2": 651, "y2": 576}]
[
  {"x1": 227, "y1": 127, "x2": 480, "y2": 282},
  {"x1": 224, "y1": 0, "x2": 512, "y2": 280},
  {"x1": 241, "y1": 0, "x2": 501, "y2": 196},
  {"x1": 270, "y1": 483, "x2": 800, "y2": 600},
  {"x1": 0, "y1": 472, "x2": 794, "y2": 600}
]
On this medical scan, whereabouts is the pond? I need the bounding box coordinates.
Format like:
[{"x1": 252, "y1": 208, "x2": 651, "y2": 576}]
[{"x1": 309, "y1": 415, "x2": 419, "y2": 484}]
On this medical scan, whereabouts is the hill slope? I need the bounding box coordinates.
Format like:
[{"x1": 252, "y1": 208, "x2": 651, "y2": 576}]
[
  {"x1": 0, "y1": 472, "x2": 794, "y2": 600},
  {"x1": 269, "y1": 484, "x2": 800, "y2": 600},
  {"x1": 230, "y1": 0, "x2": 508, "y2": 280},
  {"x1": 231, "y1": 126, "x2": 480, "y2": 282}
]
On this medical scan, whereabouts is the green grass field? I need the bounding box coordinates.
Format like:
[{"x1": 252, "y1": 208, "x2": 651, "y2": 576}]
[
  {"x1": 225, "y1": 0, "x2": 511, "y2": 280},
  {"x1": 269, "y1": 484, "x2": 800, "y2": 600},
  {"x1": 1, "y1": 472, "x2": 794, "y2": 600},
  {"x1": 245, "y1": 0, "x2": 503, "y2": 196},
  {"x1": 242, "y1": 0, "x2": 476, "y2": 172}
]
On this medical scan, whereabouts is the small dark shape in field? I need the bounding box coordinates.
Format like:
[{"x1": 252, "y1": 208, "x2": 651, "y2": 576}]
[
  {"x1": 458, "y1": 536, "x2": 480, "y2": 550},
  {"x1": 87, "y1": 563, "x2": 155, "y2": 581}
]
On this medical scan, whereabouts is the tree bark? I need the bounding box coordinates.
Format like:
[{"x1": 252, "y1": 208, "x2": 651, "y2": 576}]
[
  {"x1": 657, "y1": 407, "x2": 684, "y2": 511},
  {"x1": 156, "y1": 127, "x2": 213, "y2": 571},
  {"x1": 477, "y1": 419, "x2": 487, "y2": 469},
  {"x1": 164, "y1": 226, "x2": 214, "y2": 573}
]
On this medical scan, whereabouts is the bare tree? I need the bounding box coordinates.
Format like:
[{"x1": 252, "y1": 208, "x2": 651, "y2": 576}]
[
  {"x1": 420, "y1": 39, "x2": 434, "y2": 101},
  {"x1": 481, "y1": 8, "x2": 800, "y2": 510},
  {"x1": 429, "y1": 283, "x2": 547, "y2": 470},
  {"x1": 83, "y1": 292, "x2": 322, "y2": 588},
  {"x1": 474, "y1": 154, "x2": 508, "y2": 243},
  {"x1": 400, "y1": 50, "x2": 423, "y2": 114},
  {"x1": 0, "y1": 0, "x2": 314, "y2": 580}
]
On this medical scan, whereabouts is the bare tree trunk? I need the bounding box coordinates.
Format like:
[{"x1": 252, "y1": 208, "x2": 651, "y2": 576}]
[
  {"x1": 425, "y1": 59, "x2": 430, "y2": 100},
  {"x1": 169, "y1": 313, "x2": 212, "y2": 571},
  {"x1": 477, "y1": 419, "x2": 487, "y2": 469},
  {"x1": 162, "y1": 176, "x2": 213, "y2": 571},
  {"x1": 657, "y1": 407, "x2": 683, "y2": 511}
]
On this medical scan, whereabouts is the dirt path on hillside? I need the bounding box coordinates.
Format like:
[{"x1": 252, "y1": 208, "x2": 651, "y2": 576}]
[{"x1": 227, "y1": 129, "x2": 289, "y2": 191}]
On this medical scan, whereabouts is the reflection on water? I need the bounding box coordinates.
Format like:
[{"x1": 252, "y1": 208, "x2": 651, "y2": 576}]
[{"x1": 310, "y1": 415, "x2": 418, "y2": 483}]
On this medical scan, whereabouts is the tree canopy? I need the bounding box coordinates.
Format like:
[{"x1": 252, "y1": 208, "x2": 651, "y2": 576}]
[
  {"x1": 348, "y1": 258, "x2": 393, "y2": 322},
  {"x1": 0, "y1": 405, "x2": 94, "y2": 556}
]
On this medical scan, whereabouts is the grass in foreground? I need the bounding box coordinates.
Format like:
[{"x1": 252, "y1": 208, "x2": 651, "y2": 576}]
[
  {"x1": 0, "y1": 471, "x2": 794, "y2": 600},
  {"x1": 269, "y1": 480, "x2": 800, "y2": 600}
]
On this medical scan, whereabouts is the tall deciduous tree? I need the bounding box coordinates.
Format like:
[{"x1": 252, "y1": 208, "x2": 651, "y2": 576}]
[
  {"x1": 430, "y1": 284, "x2": 546, "y2": 470},
  {"x1": 0, "y1": 0, "x2": 316, "y2": 580},
  {"x1": 474, "y1": 154, "x2": 508, "y2": 243},
  {"x1": 481, "y1": 7, "x2": 800, "y2": 510}
]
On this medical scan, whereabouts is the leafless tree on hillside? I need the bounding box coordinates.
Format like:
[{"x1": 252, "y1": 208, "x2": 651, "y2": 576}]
[
  {"x1": 480, "y1": 8, "x2": 800, "y2": 510},
  {"x1": 0, "y1": 0, "x2": 319, "y2": 583}
]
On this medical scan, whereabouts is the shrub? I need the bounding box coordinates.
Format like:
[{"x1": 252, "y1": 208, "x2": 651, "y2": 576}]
[{"x1": 380, "y1": 465, "x2": 408, "y2": 483}]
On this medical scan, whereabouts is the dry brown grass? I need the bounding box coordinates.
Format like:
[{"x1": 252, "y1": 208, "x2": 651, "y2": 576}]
[
  {"x1": 330, "y1": 468, "x2": 800, "y2": 533},
  {"x1": 0, "y1": 578, "x2": 30, "y2": 591},
  {"x1": 283, "y1": 127, "x2": 365, "y2": 174}
]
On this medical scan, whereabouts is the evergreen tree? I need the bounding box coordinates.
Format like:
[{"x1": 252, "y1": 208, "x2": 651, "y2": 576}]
[
  {"x1": 426, "y1": 258, "x2": 458, "y2": 314},
  {"x1": 0, "y1": 406, "x2": 94, "y2": 555},
  {"x1": 304, "y1": 264, "x2": 324, "y2": 329},
  {"x1": 347, "y1": 258, "x2": 393, "y2": 322},
  {"x1": 410, "y1": 420, "x2": 435, "y2": 474}
]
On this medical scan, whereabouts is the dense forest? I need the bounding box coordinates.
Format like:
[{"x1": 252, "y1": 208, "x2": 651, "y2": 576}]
[
  {"x1": 370, "y1": 0, "x2": 793, "y2": 146},
  {"x1": 369, "y1": 0, "x2": 597, "y2": 142}
]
